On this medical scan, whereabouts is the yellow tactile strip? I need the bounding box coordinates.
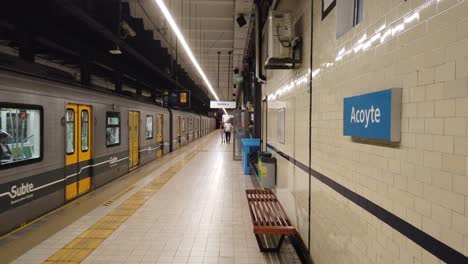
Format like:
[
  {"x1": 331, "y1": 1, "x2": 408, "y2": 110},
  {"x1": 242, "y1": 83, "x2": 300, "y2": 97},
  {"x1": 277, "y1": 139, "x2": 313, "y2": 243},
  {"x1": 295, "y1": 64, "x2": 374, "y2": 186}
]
[{"x1": 43, "y1": 148, "x2": 202, "y2": 263}]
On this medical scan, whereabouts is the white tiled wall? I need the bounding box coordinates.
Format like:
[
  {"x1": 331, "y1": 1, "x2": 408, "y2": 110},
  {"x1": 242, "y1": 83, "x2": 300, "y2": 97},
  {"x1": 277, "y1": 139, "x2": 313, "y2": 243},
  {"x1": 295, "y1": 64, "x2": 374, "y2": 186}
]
[
  {"x1": 263, "y1": 0, "x2": 468, "y2": 263},
  {"x1": 262, "y1": 0, "x2": 312, "y2": 250}
]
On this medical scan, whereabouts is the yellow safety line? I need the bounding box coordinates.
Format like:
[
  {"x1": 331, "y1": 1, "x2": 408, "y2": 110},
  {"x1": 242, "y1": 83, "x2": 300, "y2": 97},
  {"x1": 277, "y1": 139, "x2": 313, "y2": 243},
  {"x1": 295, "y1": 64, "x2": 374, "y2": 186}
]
[
  {"x1": 0, "y1": 137, "x2": 197, "y2": 241},
  {"x1": 43, "y1": 145, "x2": 204, "y2": 263}
]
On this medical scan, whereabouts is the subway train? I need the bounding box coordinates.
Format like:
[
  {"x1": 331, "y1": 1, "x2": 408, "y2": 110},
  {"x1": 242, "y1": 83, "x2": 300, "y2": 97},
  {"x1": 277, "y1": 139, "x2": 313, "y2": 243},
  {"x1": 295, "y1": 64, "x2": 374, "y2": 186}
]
[{"x1": 0, "y1": 71, "x2": 216, "y2": 235}]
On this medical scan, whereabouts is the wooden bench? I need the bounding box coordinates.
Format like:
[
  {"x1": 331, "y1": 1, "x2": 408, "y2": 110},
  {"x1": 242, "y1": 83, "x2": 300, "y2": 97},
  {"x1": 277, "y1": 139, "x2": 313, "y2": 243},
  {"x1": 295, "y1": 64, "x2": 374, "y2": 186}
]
[{"x1": 246, "y1": 189, "x2": 297, "y2": 252}]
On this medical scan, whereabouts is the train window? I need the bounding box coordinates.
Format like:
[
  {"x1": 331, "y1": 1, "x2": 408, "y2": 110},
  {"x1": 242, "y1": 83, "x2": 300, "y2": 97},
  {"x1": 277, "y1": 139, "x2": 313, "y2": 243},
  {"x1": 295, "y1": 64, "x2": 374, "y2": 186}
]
[
  {"x1": 81, "y1": 110, "x2": 89, "y2": 151},
  {"x1": 66, "y1": 109, "x2": 75, "y2": 154},
  {"x1": 0, "y1": 104, "x2": 43, "y2": 169},
  {"x1": 106, "y1": 112, "x2": 120, "y2": 147},
  {"x1": 146, "y1": 115, "x2": 153, "y2": 140}
]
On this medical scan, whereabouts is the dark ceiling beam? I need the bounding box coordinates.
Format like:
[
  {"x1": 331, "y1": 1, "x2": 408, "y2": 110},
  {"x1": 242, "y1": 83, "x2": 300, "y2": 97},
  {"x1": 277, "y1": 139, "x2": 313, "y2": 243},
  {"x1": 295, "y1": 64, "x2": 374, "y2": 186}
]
[
  {"x1": 1, "y1": 1, "x2": 211, "y2": 113},
  {"x1": 33, "y1": 27, "x2": 169, "y2": 92},
  {"x1": 52, "y1": 0, "x2": 210, "y2": 104},
  {"x1": 119, "y1": 1, "x2": 210, "y2": 105}
]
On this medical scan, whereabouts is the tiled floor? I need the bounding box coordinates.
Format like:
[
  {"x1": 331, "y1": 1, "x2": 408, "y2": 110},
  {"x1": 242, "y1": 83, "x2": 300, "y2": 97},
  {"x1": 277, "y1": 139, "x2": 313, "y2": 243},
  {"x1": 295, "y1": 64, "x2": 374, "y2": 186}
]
[{"x1": 10, "y1": 134, "x2": 300, "y2": 264}]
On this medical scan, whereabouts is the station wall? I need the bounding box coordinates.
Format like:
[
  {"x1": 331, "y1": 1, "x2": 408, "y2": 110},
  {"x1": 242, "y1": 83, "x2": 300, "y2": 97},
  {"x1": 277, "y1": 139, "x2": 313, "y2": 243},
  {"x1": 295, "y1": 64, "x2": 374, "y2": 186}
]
[{"x1": 262, "y1": 0, "x2": 468, "y2": 263}]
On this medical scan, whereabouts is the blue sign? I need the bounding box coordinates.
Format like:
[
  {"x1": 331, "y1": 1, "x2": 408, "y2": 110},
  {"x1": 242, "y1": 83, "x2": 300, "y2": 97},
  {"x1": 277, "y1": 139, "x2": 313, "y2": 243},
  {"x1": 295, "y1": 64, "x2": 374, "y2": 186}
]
[{"x1": 343, "y1": 88, "x2": 401, "y2": 142}]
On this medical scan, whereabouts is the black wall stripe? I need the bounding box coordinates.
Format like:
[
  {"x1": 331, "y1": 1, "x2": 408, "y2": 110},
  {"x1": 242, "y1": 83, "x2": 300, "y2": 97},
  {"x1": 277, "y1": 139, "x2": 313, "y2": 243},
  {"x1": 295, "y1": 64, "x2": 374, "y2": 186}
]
[
  {"x1": 321, "y1": 0, "x2": 336, "y2": 20},
  {"x1": 266, "y1": 143, "x2": 467, "y2": 263}
]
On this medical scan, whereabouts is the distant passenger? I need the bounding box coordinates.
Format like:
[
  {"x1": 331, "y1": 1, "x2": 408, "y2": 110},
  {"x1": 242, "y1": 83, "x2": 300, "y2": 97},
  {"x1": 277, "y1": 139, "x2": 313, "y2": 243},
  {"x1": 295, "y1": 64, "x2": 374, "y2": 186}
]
[
  {"x1": 0, "y1": 141, "x2": 12, "y2": 161},
  {"x1": 0, "y1": 130, "x2": 12, "y2": 161},
  {"x1": 248, "y1": 120, "x2": 254, "y2": 138},
  {"x1": 220, "y1": 124, "x2": 225, "y2": 143},
  {"x1": 107, "y1": 127, "x2": 118, "y2": 145},
  {"x1": 224, "y1": 121, "x2": 232, "y2": 143}
]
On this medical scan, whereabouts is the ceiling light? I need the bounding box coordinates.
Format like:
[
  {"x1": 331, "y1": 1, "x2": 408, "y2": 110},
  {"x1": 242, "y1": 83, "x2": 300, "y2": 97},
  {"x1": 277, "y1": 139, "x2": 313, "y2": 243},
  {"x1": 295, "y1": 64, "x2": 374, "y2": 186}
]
[
  {"x1": 154, "y1": 0, "x2": 228, "y2": 115},
  {"x1": 109, "y1": 45, "x2": 122, "y2": 55}
]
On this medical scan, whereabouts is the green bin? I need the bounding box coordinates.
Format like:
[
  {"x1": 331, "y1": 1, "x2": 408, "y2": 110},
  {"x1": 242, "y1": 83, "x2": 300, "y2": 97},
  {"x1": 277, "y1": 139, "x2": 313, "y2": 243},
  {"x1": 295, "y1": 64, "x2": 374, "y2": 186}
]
[
  {"x1": 258, "y1": 151, "x2": 272, "y2": 179},
  {"x1": 260, "y1": 156, "x2": 276, "y2": 189}
]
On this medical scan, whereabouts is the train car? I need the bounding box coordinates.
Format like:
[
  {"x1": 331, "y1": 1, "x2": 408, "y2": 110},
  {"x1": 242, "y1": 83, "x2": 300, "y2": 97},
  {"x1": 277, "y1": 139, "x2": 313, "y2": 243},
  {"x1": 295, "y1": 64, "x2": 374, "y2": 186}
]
[{"x1": 0, "y1": 71, "x2": 215, "y2": 235}]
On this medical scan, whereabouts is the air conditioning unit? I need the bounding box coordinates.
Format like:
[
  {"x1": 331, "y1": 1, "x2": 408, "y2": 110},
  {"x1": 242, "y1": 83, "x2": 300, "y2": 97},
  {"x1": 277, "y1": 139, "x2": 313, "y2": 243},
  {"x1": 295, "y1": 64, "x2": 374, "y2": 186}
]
[{"x1": 264, "y1": 11, "x2": 301, "y2": 69}]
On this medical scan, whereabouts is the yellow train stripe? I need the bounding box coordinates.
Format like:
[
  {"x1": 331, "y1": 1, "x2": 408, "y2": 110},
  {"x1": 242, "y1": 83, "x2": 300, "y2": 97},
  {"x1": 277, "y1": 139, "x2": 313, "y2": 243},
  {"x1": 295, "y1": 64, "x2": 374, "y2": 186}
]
[{"x1": 43, "y1": 144, "x2": 204, "y2": 263}]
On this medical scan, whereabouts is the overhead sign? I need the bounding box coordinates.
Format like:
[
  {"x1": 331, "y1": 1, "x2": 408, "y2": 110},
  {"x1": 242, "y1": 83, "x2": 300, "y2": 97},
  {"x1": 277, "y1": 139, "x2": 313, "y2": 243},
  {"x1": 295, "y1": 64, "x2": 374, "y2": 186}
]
[
  {"x1": 210, "y1": 100, "x2": 236, "y2": 109},
  {"x1": 343, "y1": 88, "x2": 401, "y2": 142},
  {"x1": 163, "y1": 90, "x2": 191, "y2": 108}
]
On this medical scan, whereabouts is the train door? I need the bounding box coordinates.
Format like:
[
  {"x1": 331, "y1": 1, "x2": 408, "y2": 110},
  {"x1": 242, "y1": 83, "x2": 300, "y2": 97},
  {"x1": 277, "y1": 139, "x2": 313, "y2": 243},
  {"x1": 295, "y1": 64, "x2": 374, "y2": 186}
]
[
  {"x1": 201, "y1": 119, "x2": 203, "y2": 136},
  {"x1": 65, "y1": 104, "x2": 92, "y2": 201},
  {"x1": 192, "y1": 117, "x2": 195, "y2": 140},
  {"x1": 128, "y1": 111, "x2": 140, "y2": 169},
  {"x1": 177, "y1": 116, "x2": 181, "y2": 149},
  {"x1": 186, "y1": 118, "x2": 190, "y2": 144},
  {"x1": 157, "y1": 114, "x2": 163, "y2": 158}
]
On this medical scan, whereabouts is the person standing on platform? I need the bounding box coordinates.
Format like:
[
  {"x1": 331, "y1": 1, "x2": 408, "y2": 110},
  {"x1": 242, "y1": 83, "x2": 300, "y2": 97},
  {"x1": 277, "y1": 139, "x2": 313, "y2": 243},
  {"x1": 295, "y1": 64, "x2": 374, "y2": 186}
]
[
  {"x1": 220, "y1": 123, "x2": 225, "y2": 143},
  {"x1": 248, "y1": 120, "x2": 254, "y2": 138},
  {"x1": 224, "y1": 121, "x2": 232, "y2": 144}
]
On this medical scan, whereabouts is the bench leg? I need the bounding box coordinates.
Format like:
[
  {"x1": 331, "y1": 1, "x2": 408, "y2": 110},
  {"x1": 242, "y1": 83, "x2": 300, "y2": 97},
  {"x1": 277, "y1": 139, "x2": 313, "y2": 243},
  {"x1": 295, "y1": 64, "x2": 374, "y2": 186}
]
[{"x1": 255, "y1": 234, "x2": 285, "y2": 252}]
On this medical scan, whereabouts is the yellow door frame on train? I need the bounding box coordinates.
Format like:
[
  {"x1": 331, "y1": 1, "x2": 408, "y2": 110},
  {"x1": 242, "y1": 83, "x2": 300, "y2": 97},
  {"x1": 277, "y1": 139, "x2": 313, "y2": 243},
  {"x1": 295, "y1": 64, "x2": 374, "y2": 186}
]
[
  {"x1": 129, "y1": 111, "x2": 140, "y2": 169},
  {"x1": 65, "y1": 104, "x2": 92, "y2": 201},
  {"x1": 157, "y1": 113, "x2": 163, "y2": 158}
]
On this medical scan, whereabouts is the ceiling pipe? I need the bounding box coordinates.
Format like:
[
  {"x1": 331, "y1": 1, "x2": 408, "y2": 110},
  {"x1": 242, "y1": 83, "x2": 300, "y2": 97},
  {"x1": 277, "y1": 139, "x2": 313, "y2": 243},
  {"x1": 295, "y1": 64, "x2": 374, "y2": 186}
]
[
  {"x1": 217, "y1": 51, "x2": 221, "y2": 98},
  {"x1": 228, "y1": 50, "x2": 232, "y2": 101}
]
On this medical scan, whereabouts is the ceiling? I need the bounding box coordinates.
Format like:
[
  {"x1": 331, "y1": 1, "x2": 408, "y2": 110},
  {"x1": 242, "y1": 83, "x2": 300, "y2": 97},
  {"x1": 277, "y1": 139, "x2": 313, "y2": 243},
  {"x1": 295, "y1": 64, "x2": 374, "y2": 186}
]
[{"x1": 128, "y1": 0, "x2": 253, "y2": 101}]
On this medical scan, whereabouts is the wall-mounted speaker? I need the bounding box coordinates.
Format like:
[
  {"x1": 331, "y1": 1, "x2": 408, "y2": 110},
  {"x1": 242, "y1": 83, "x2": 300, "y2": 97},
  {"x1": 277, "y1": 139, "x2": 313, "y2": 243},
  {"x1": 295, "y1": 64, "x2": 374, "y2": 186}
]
[{"x1": 236, "y1": 15, "x2": 247, "y2": 28}]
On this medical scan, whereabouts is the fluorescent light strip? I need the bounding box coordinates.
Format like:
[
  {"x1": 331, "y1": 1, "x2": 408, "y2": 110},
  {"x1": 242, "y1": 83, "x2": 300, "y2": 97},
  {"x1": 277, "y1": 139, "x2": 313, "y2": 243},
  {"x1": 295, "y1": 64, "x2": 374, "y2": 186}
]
[{"x1": 154, "y1": 0, "x2": 228, "y2": 115}]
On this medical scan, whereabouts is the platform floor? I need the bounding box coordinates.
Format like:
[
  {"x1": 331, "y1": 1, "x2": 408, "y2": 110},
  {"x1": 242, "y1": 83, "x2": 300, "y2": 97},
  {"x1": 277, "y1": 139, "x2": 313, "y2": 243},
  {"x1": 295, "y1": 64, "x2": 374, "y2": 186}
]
[{"x1": 2, "y1": 133, "x2": 300, "y2": 264}]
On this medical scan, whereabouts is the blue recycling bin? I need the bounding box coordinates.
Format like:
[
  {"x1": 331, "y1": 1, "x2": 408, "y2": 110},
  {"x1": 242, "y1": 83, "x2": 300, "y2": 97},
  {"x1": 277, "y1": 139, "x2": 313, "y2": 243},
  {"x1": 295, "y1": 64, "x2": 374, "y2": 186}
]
[{"x1": 241, "y1": 138, "x2": 260, "y2": 175}]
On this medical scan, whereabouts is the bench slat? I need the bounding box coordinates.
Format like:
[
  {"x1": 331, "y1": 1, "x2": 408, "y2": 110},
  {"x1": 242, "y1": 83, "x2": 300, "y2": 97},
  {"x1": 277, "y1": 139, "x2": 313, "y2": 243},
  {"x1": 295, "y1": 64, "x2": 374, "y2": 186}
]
[
  {"x1": 271, "y1": 202, "x2": 288, "y2": 226},
  {"x1": 265, "y1": 201, "x2": 284, "y2": 226},
  {"x1": 259, "y1": 201, "x2": 273, "y2": 226},
  {"x1": 267, "y1": 202, "x2": 279, "y2": 226},
  {"x1": 246, "y1": 189, "x2": 297, "y2": 235},
  {"x1": 254, "y1": 201, "x2": 265, "y2": 225}
]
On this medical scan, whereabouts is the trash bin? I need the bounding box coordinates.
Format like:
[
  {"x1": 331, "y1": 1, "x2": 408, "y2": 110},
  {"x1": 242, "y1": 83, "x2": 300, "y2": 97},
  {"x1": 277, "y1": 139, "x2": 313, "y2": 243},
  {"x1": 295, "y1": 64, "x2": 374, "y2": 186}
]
[
  {"x1": 241, "y1": 138, "x2": 260, "y2": 175},
  {"x1": 258, "y1": 151, "x2": 272, "y2": 179},
  {"x1": 260, "y1": 156, "x2": 276, "y2": 189}
]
